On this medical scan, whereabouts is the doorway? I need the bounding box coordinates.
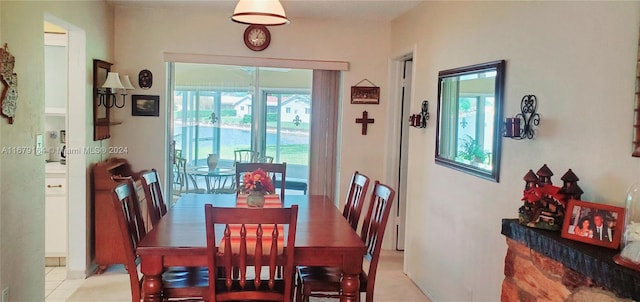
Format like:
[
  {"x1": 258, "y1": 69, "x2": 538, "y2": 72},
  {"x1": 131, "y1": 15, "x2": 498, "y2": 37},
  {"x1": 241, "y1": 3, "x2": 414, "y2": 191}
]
[
  {"x1": 43, "y1": 14, "x2": 88, "y2": 281},
  {"x1": 44, "y1": 27, "x2": 68, "y2": 262},
  {"x1": 395, "y1": 56, "x2": 413, "y2": 251}
]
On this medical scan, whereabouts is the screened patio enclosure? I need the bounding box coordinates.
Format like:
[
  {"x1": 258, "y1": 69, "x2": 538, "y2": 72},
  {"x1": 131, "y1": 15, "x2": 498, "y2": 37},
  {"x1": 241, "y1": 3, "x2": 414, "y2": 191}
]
[{"x1": 171, "y1": 63, "x2": 312, "y2": 194}]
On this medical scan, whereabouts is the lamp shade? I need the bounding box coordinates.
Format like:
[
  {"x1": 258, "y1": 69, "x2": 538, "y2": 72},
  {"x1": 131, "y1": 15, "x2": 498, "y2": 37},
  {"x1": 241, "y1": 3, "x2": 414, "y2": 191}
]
[
  {"x1": 231, "y1": 0, "x2": 290, "y2": 25},
  {"x1": 121, "y1": 75, "x2": 135, "y2": 90},
  {"x1": 102, "y1": 72, "x2": 124, "y2": 89}
]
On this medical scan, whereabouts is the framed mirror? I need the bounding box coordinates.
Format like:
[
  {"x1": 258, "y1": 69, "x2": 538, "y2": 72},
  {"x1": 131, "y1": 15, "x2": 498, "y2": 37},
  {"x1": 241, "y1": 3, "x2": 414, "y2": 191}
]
[
  {"x1": 435, "y1": 60, "x2": 506, "y2": 182},
  {"x1": 93, "y1": 59, "x2": 112, "y2": 140}
]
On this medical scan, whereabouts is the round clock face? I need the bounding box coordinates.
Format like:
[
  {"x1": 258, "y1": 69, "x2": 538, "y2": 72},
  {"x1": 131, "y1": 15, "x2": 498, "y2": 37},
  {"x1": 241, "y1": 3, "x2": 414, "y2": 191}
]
[{"x1": 244, "y1": 25, "x2": 271, "y2": 51}]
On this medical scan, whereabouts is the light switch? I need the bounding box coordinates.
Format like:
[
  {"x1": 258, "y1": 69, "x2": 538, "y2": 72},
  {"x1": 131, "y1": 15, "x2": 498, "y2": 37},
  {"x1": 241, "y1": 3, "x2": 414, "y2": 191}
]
[{"x1": 35, "y1": 134, "x2": 43, "y2": 156}]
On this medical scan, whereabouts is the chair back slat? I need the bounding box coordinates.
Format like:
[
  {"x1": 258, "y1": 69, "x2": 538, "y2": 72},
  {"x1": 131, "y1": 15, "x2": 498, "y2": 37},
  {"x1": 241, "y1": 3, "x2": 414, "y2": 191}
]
[
  {"x1": 342, "y1": 171, "x2": 370, "y2": 231},
  {"x1": 239, "y1": 224, "x2": 248, "y2": 288},
  {"x1": 268, "y1": 226, "x2": 279, "y2": 289},
  {"x1": 359, "y1": 181, "x2": 395, "y2": 301},
  {"x1": 206, "y1": 205, "x2": 298, "y2": 302},
  {"x1": 141, "y1": 169, "x2": 167, "y2": 227},
  {"x1": 223, "y1": 225, "x2": 233, "y2": 289},
  {"x1": 254, "y1": 226, "x2": 263, "y2": 288}
]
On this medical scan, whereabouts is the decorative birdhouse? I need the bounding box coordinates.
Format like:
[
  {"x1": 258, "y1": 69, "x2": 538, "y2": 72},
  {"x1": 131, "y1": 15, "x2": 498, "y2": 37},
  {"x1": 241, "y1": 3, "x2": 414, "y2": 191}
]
[{"x1": 518, "y1": 165, "x2": 578, "y2": 231}]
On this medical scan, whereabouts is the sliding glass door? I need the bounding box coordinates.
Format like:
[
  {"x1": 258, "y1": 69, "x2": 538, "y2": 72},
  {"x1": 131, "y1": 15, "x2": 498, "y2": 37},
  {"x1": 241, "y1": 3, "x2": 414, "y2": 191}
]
[
  {"x1": 171, "y1": 63, "x2": 312, "y2": 193},
  {"x1": 262, "y1": 92, "x2": 311, "y2": 180}
]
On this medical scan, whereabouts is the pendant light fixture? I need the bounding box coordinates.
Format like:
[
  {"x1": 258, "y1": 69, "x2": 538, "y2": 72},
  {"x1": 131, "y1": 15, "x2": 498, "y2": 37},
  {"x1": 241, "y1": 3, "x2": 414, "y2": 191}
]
[{"x1": 231, "y1": 0, "x2": 290, "y2": 26}]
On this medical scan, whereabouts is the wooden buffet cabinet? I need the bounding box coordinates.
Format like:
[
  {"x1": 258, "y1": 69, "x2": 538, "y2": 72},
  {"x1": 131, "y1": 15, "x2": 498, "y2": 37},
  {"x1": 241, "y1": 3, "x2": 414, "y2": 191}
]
[{"x1": 91, "y1": 157, "x2": 148, "y2": 273}]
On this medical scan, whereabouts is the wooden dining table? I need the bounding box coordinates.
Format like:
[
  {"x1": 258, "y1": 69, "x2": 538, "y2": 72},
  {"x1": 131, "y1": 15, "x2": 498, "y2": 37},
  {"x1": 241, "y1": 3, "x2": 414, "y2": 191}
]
[{"x1": 137, "y1": 193, "x2": 366, "y2": 302}]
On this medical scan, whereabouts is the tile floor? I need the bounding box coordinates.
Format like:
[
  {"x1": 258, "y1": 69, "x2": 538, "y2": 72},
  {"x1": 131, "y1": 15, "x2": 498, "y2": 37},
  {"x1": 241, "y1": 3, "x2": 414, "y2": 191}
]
[
  {"x1": 44, "y1": 267, "x2": 84, "y2": 302},
  {"x1": 46, "y1": 250, "x2": 431, "y2": 301}
]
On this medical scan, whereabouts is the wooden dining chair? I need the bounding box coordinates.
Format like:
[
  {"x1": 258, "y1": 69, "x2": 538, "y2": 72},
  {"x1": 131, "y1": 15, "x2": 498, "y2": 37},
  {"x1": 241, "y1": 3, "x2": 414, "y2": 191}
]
[
  {"x1": 205, "y1": 204, "x2": 298, "y2": 302},
  {"x1": 295, "y1": 181, "x2": 395, "y2": 302},
  {"x1": 342, "y1": 171, "x2": 371, "y2": 231},
  {"x1": 140, "y1": 169, "x2": 167, "y2": 227},
  {"x1": 234, "y1": 149, "x2": 260, "y2": 165},
  {"x1": 235, "y1": 162, "x2": 287, "y2": 201},
  {"x1": 111, "y1": 181, "x2": 208, "y2": 302}
]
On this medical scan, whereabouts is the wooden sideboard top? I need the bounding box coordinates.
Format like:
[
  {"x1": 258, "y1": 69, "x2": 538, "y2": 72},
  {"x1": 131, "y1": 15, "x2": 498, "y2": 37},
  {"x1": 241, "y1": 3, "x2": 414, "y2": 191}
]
[{"x1": 92, "y1": 157, "x2": 140, "y2": 191}]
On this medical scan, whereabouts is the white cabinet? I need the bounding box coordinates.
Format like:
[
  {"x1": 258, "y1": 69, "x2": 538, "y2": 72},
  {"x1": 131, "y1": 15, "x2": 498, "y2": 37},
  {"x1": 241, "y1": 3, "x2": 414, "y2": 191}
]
[{"x1": 45, "y1": 163, "x2": 67, "y2": 259}]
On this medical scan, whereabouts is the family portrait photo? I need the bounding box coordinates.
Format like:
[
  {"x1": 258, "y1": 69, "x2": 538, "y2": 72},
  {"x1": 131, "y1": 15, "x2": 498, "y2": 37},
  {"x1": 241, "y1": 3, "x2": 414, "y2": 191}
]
[{"x1": 561, "y1": 199, "x2": 625, "y2": 249}]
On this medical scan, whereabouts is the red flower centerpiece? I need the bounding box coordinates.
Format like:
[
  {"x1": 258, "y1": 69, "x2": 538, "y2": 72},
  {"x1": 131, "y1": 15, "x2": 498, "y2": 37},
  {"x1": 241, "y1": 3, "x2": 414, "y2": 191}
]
[{"x1": 240, "y1": 169, "x2": 275, "y2": 207}]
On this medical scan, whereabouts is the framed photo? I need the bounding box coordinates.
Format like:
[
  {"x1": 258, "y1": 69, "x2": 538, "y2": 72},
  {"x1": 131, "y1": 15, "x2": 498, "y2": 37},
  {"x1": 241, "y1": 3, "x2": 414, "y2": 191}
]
[
  {"x1": 131, "y1": 95, "x2": 159, "y2": 117},
  {"x1": 561, "y1": 199, "x2": 625, "y2": 249},
  {"x1": 351, "y1": 86, "x2": 380, "y2": 104}
]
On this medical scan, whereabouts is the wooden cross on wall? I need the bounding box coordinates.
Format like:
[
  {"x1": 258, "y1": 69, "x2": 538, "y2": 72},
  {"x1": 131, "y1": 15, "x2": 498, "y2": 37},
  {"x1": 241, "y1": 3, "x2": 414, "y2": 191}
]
[{"x1": 355, "y1": 111, "x2": 375, "y2": 135}]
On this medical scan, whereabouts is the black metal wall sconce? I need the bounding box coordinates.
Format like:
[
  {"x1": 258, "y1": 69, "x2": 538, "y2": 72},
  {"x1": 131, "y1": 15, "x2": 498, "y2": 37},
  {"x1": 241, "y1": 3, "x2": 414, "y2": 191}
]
[
  {"x1": 409, "y1": 100, "x2": 429, "y2": 128},
  {"x1": 504, "y1": 95, "x2": 540, "y2": 139}
]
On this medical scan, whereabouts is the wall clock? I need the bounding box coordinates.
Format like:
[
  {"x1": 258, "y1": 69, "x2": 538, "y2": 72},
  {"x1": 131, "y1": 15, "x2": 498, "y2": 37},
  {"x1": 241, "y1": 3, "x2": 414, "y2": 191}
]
[{"x1": 243, "y1": 25, "x2": 271, "y2": 51}]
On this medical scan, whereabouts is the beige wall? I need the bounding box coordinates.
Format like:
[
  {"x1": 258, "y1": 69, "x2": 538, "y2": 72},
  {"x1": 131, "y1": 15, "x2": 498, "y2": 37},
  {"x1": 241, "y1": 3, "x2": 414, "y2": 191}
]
[
  {"x1": 111, "y1": 6, "x2": 393, "y2": 204},
  {"x1": 0, "y1": 1, "x2": 113, "y2": 300},
  {"x1": 392, "y1": 2, "x2": 640, "y2": 301}
]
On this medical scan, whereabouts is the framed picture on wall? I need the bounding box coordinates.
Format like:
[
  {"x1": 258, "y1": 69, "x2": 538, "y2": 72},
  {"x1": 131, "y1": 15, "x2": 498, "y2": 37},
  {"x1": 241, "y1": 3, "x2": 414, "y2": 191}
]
[
  {"x1": 350, "y1": 86, "x2": 380, "y2": 104},
  {"x1": 131, "y1": 95, "x2": 160, "y2": 117},
  {"x1": 561, "y1": 199, "x2": 625, "y2": 249}
]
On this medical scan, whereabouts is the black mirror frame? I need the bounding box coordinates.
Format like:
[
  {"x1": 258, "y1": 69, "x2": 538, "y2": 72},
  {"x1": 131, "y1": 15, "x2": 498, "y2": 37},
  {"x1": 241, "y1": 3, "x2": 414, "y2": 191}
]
[{"x1": 434, "y1": 60, "x2": 506, "y2": 182}]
